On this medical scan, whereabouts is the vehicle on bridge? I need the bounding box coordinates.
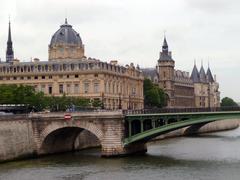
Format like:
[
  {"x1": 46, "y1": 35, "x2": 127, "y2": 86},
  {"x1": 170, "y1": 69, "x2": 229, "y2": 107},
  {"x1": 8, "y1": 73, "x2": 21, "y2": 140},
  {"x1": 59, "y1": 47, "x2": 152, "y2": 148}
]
[{"x1": 0, "y1": 104, "x2": 30, "y2": 114}]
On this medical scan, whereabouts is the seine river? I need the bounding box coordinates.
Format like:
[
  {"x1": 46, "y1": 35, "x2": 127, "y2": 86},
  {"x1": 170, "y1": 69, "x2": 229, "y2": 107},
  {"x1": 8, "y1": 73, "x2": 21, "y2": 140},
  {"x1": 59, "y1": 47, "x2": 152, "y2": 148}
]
[{"x1": 1, "y1": 128, "x2": 240, "y2": 180}]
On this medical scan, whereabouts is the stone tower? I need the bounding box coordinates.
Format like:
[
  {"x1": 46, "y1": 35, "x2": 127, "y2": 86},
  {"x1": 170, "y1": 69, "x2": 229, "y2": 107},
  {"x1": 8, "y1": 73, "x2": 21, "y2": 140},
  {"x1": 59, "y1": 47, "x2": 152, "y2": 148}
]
[
  {"x1": 6, "y1": 20, "x2": 14, "y2": 63},
  {"x1": 157, "y1": 36, "x2": 175, "y2": 107}
]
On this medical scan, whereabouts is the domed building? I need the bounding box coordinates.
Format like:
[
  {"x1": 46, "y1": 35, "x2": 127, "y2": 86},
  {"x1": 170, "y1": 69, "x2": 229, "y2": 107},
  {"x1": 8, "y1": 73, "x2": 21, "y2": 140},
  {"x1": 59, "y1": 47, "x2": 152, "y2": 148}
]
[
  {"x1": 0, "y1": 19, "x2": 144, "y2": 110},
  {"x1": 49, "y1": 19, "x2": 85, "y2": 61}
]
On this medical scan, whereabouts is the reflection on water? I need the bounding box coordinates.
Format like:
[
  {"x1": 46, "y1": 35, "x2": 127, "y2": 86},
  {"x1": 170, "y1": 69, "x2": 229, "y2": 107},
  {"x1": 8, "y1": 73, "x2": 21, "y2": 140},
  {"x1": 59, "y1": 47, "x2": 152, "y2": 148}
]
[{"x1": 1, "y1": 128, "x2": 240, "y2": 180}]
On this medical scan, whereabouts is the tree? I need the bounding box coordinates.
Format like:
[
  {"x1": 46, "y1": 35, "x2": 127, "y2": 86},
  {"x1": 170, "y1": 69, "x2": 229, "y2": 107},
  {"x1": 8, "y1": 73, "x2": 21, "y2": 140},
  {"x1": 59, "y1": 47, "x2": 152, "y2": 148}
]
[
  {"x1": 221, "y1": 97, "x2": 239, "y2": 107},
  {"x1": 143, "y1": 79, "x2": 167, "y2": 108}
]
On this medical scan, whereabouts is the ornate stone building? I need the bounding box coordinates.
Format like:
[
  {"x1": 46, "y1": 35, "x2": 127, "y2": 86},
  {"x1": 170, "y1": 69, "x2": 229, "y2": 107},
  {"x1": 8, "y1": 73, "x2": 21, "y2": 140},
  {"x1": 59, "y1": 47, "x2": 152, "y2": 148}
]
[
  {"x1": 142, "y1": 36, "x2": 220, "y2": 108},
  {"x1": 0, "y1": 19, "x2": 144, "y2": 110}
]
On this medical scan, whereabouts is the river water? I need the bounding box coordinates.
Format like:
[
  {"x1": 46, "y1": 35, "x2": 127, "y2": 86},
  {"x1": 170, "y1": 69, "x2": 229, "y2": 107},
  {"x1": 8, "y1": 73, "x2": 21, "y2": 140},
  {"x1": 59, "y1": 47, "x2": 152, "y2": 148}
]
[{"x1": 1, "y1": 128, "x2": 240, "y2": 180}]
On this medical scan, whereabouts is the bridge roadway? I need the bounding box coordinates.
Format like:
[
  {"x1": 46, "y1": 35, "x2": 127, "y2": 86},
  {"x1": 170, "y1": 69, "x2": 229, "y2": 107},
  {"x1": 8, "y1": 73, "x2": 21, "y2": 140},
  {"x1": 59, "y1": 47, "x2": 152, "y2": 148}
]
[{"x1": 0, "y1": 110, "x2": 240, "y2": 159}]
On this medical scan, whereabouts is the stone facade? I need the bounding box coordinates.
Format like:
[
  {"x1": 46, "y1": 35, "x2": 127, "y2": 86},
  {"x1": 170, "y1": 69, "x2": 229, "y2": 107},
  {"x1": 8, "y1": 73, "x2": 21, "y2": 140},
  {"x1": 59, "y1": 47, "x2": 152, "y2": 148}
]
[
  {"x1": 0, "y1": 19, "x2": 144, "y2": 110},
  {"x1": 142, "y1": 36, "x2": 220, "y2": 108}
]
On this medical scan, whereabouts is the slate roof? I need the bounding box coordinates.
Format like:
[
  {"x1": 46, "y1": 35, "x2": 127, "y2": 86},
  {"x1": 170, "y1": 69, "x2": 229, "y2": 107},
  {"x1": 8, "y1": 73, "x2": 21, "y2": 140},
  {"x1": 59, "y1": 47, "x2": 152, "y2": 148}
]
[
  {"x1": 190, "y1": 65, "x2": 200, "y2": 83},
  {"x1": 141, "y1": 68, "x2": 158, "y2": 82},
  {"x1": 206, "y1": 68, "x2": 214, "y2": 82},
  {"x1": 50, "y1": 18, "x2": 82, "y2": 46},
  {"x1": 158, "y1": 36, "x2": 174, "y2": 61},
  {"x1": 199, "y1": 66, "x2": 207, "y2": 83}
]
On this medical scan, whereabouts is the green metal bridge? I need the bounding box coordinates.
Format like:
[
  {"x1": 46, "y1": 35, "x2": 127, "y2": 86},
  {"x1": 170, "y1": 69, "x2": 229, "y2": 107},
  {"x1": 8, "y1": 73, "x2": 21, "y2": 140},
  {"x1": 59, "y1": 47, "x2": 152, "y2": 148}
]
[{"x1": 123, "y1": 111, "x2": 240, "y2": 146}]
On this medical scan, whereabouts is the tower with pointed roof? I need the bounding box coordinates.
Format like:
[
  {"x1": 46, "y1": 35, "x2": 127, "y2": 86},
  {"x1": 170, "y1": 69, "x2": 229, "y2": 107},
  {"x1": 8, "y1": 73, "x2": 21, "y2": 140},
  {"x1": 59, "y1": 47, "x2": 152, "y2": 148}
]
[
  {"x1": 157, "y1": 36, "x2": 175, "y2": 107},
  {"x1": 190, "y1": 62, "x2": 220, "y2": 108},
  {"x1": 206, "y1": 65, "x2": 220, "y2": 107},
  {"x1": 6, "y1": 20, "x2": 14, "y2": 63}
]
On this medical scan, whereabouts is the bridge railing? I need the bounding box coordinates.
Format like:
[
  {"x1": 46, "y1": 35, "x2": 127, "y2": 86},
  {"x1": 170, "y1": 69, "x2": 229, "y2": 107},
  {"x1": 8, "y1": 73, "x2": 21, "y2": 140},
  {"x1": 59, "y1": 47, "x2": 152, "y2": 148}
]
[{"x1": 123, "y1": 106, "x2": 240, "y2": 115}]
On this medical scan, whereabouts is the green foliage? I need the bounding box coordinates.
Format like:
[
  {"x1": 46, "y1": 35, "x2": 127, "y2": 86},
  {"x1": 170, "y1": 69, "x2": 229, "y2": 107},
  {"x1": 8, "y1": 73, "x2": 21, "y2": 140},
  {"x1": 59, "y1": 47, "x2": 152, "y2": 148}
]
[
  {"x1": 143, "y1": 79, "x2": 167, "y2": 108},
  {"x1": 91, "y1": 98, "x2": 102, "y2": 108},
  {"x1": 0, "y1": 85, "x2": 101, "y2": 112},
  {"x1": 221, "y1": 97, "x2": 239, "y2": 107}
]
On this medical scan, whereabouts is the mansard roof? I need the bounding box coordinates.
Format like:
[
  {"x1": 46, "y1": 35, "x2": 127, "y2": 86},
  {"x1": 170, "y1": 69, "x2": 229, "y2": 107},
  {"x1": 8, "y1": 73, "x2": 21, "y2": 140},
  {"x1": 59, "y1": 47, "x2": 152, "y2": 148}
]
[
  {"x1": 190, "y1": 64, "x2": 200, "y2": 83},
  {"x1": 141, "y1": 68, "x2": 159, "y2": 82},
  {"x1": 206, "y1": 67, "x2": 214, "y2": 82}
]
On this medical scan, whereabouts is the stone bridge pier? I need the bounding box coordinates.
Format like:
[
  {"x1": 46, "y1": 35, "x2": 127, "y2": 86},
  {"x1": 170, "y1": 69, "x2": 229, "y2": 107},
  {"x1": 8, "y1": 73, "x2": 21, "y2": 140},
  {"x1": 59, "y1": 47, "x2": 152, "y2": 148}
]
[{"x1": 31, "y1": 111, "x2": 146, "y2": 157}]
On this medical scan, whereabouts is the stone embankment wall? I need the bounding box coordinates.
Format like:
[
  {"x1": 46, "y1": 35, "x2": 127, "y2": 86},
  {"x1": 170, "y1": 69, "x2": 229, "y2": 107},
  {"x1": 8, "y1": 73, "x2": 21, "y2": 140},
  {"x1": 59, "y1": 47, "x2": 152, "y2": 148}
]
[{"x1": 0, "y1": 116, "x2": 35, "y2": 162}]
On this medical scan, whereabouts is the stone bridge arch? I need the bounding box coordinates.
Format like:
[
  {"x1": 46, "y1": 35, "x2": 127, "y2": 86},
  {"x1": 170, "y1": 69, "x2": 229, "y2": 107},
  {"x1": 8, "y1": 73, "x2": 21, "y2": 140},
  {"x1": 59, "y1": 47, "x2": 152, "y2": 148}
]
[{"x1": 38, "y1": 122, "x2": 103, "y2": 155}]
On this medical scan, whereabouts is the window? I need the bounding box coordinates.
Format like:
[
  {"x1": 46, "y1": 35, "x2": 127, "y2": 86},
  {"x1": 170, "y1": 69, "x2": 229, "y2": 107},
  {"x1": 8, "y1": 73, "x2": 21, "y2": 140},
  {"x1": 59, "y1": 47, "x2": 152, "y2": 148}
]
[
  {"x1": 116, "y1": 85, "x2": 119, "y2": 93},
  {"x1": 132, "y1": 87, "x2": 136, "y2": 95},
  {"x1": 41, "y1": 85, "x2": 45, "y2": 92},
  {"x1": 67, "y1": 75, "x2": 70, "y2": 78},
  {"x1": 94, "y1": 83, "x2": 99, "y2": 93},
  {"x1": 49, "y1": 75, "x2": 52, "y2": 79},
  {"x1": 113, "y1": 84, "x2": 115, "y2": 94},
  {"x1": 34, "y1": 76, "x2": 38, "y2": 80},
  {"x1": 13, "y1": 77, "x2": 17, "y2": 80},
  {"x1": 34, "y1": 85, "x2": 38, "y2": 91},
  {"x1": 66, "y1": 84, "x2": 71, "y2": 94},
  {"x1": 84, "y1": 83, "x2": 89, "y2": 93},
  {"x1": 20, "y1": 77, "x2": 24, "y2": 80},
  {"x1": 74, "y1": 84, "x2": 79, "y2": 94},
  {"x1": 104, "y1": 83, "x2": 107, "y2": 93},
  {"x1": 42, "y1": 76, "x2": 45, "y2": 79},
  {"x1": 59, "y1": 84, "x2": 64, "y2": 94},
  {"x1": 75, "y1": 74, "x2": 79, "y2": 78},
  {"x1": 27, "y1": 76, "x2": 31, "y2": 80},
  {"x1": 108, "y1": 83, "x2": 111, "y2": 93},
  {"x1": 48, "y1": 85, "x2": 52, "y2": 94},
  {"x1": 94, "y1": 74, "x2": 98, "y2": 77}
]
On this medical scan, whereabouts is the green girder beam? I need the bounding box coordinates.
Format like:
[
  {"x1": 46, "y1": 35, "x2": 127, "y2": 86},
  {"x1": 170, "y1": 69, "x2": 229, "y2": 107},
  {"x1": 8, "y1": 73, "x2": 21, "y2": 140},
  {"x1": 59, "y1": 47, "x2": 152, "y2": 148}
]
[{"x1": 124, "y1": 111, "x2": 240, "y2": 146}]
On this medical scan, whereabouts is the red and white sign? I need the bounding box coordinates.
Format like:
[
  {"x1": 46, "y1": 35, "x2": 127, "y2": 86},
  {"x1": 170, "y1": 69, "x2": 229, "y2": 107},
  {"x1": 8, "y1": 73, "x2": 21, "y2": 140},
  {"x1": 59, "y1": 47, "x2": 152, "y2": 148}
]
[{"x1": 64, "y1": 114, "x2": 72, "y2": 120}]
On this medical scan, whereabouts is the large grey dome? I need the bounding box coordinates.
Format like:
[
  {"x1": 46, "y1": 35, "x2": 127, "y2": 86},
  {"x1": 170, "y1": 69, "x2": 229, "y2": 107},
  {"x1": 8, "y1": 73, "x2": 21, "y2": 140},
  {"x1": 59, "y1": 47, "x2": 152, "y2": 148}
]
[{"x1": 50, "y1": 19, "x2": 82, "y2": 46}]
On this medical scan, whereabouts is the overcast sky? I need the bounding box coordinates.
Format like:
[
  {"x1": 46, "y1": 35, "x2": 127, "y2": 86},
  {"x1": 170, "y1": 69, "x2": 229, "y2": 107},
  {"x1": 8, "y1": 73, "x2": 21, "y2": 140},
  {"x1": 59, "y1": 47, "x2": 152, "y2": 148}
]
[{"x1": 0, "y1": 0, "x2": 239, "y2": 101}]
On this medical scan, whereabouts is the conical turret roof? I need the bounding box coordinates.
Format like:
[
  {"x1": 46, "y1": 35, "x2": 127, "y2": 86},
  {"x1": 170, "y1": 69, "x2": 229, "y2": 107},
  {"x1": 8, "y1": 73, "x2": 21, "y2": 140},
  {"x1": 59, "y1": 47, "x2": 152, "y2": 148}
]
[
  {"x1": 206, "y1": 67, "x2": 214, "y2": 82},
  {"x1": 190, "y1": 64, "x2": 200, "y2": 83},
  {"x1": 199, "y1": 65, "x2": 207, "y2": 83}
]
